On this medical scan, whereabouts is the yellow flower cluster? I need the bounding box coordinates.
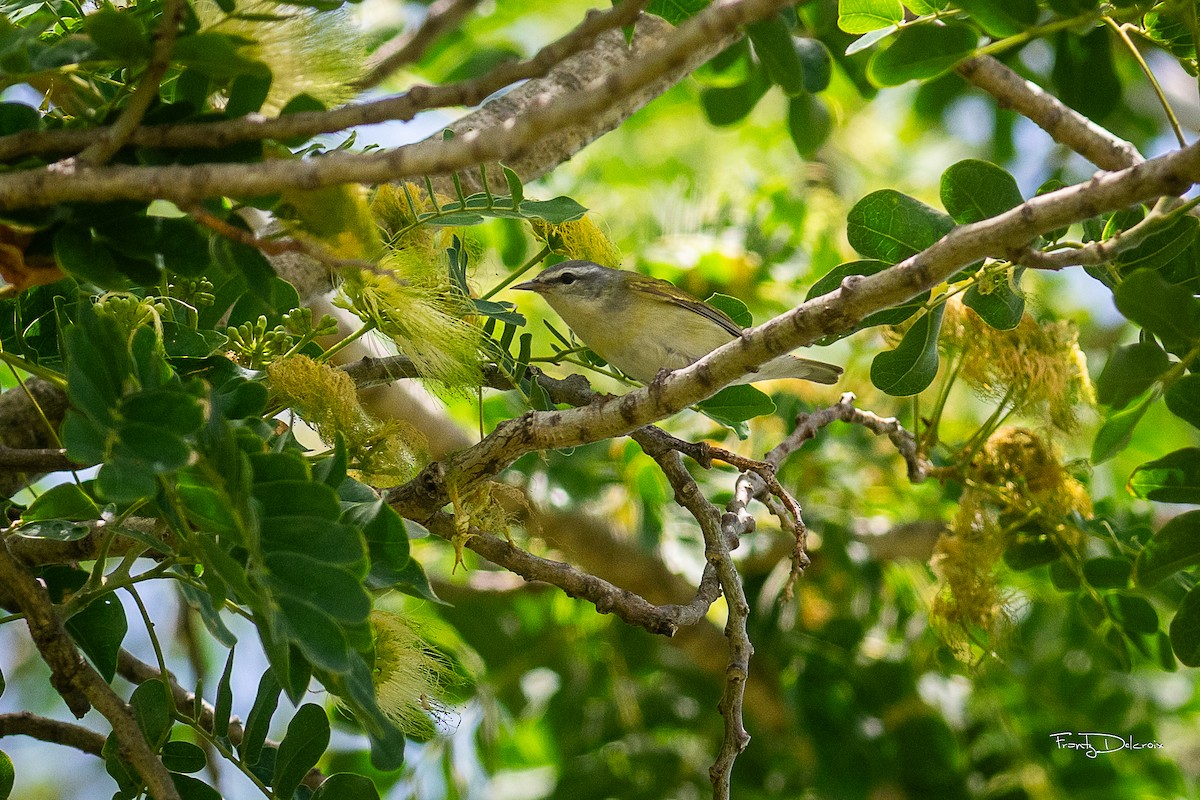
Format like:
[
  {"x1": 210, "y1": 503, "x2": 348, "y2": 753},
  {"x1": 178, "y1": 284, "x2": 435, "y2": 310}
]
[
  {"x1": 942, "y1": 297, "x2": 1095, "y2": 431},
  {"x1": 529, "y1": 216, "x2": 623, "y2": 268},
  {"x1": 368, "y1": 611, "x2": 454, "y2": 740},
  {"x1": 931, "y1": 428, "x2": 1091, "y2": 661},
  {"x1": 267, "y1": 355, "x2": 425, "y2": 486}
]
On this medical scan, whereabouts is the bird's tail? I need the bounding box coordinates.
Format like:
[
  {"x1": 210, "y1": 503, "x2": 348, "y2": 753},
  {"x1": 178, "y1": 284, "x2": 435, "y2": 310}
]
[{"x1": 742, "y1": 354, "x2": 843, "y2": 385}]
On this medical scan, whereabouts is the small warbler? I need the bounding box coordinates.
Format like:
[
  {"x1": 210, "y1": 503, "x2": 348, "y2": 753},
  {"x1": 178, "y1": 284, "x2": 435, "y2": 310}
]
[{"x1": 513, "y1": 260, "x2": 841, "y2": 385}]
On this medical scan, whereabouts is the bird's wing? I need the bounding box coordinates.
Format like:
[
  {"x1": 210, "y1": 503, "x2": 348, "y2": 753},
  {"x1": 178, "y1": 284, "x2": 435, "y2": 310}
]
[{"x1": 637, "y1": 277, "x2": 743, "y2": 337}]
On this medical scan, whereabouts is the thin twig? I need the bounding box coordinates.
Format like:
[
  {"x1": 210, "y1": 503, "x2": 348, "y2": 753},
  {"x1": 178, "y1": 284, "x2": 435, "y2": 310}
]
[{"x1": 359, "y1": 0, "x2": 486, "y2": 89}]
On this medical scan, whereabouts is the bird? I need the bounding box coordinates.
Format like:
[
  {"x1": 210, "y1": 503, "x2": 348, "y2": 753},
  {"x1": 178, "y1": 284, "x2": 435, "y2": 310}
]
[{"x1": 512, "y1": 260, "x2": 841, "y2": 386}]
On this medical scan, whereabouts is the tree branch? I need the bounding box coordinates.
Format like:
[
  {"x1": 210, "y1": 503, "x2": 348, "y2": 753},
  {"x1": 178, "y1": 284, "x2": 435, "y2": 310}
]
[
  {"x1": 386, "y1": 140, "x2": 1200, "y2": 521},
  {"x1": 0, "y1": 1, "x2": 648, "y2": 161},
  {"x1": 0, "y1": 0, "x2": 789, "y2": 208},
  {"x1": 423, "y1": 510, "x2": 713, "y2": 636},
  {"x1": 0, "y1": 538, "x2": 181, "y2": 800},
  {"x1": 0, "y1": 711, "x2": 106, "y2": 756},
  {"x1": 358, "y1": 0, "x2": 486, "y2": 90},
  {"x1": 955, "y1": 55, "x2": 1143, "y2": 171}
]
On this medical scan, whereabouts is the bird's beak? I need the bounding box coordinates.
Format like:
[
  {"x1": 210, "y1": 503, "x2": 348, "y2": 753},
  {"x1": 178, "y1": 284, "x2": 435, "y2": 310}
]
[{"x1": 512, "y1": 280, "x2": 543, "y2": 293}]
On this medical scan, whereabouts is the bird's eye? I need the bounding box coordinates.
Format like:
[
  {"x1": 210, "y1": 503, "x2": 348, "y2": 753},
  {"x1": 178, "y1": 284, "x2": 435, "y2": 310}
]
[{"x1": 559, "y1": 272, "x2": 576, "y2": 285}]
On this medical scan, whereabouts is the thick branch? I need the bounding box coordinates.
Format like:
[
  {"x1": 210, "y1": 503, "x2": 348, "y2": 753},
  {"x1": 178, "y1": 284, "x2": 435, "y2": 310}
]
[
  {"x1": 386, "y1": 141, "x2": 1200, "y2": 519},
  {"x1": 0, "y1": 539, "x2": 181, "y2": 800},
  {"x1": 0, "y1": 711, "x2": 106, "y2": 756},
  {"x1": 956, "y1": 55, "x2": 1143, "y2": 171},
  {"x1": 0, "y1": 0, "x2": 789, "y2": 208}
]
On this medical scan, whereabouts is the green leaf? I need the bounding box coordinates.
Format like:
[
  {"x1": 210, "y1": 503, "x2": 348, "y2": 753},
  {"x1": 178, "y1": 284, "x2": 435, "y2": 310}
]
[
  {"x1": 54, "y1": 226, "x2": 128, "y2": 289},
  {"x1": 940, "y1": 159, "x2": 1024, "y2": 224},
  {"x1": 214, "y1": 648, "x2": 236, "y2": 740},
  {"x1": 796, "y1": 38, "x2": 833, "y2": 93},
  {"x1": 870, "y1": 303, "x2": 945, "y2": 396},
  {"x1": 240, "y1": 669, "x2": 281, "y2": 767},
  {"x1": 1135, "y1": 510, "x2": 1200, "y2": 587},
  {"x1": 65, "y1": 591, "x2": 127, "y2": 682},
  {"x1": 1113, "y1": 269, "x2": 1200, "y2": 351},
  {"x1": 227, "y1": 73, "x2": 273, "y2": 118},
  {"x1": 704, "y1": 293, "x2": 752, "y2": 328},
  {"x1": 390, "y1": 556, "x2": 442, "y2": 604},
  {"x1": 174, "y1": 32, "x2": 269, "y2": 79},
  {"x1": 112, "y1": 423, "x2": 192, "y2": 473},
  {"x1": 83, "y1": 7, "x2": 150, "y2": 60},
  {"x1": 1108, "y1": 594, "x2": 1156, "y2": 638},
  {"x1": 646, "y1": 0, "x2": 708, "y2": 24},
  {"x1": 517, "y1": 197, "x2": 587, "y2": 224},
  {"x1": 170, "y1": 772, "x2": 221, "y2": 799},
  {"x1": 696, "y1": 384, "x2": 776, "y2": 432},
  {"x1": 0, "y1": 750, "x2": 11, "y2": 800},
  {"x1": 1082, "y1": 557, "x2": 1131, "y2": 588},
  {"x1": 787, "y1": 93, "x2": 833, "y2": 158},
  {"x1": 342, "y1": 497, "x2": 412, "y2": 589},
  {"x1": 273, "y1": 704, "x2": 331, "y2": 800},
  {"x1": 867, "y1": 22, "x2": 977, "y2": 86},
  {"x1": 21, "y1": 483, "x2": 100, "y2": 523},
  {"x1": 162, "y1": 741, "x2": 208, "y2": 775},
  {"x1": 847, "y1": 189, "x2": 954, "y2": 264},
  {"x1": 1052, "y1": 29, "x2": 1121, "y2": 120},
  {"x1": 747, "y1": 15, "x2": 805, "y2": 96},
  {"x1": 1169, "y1": 584, "x2": 1200, "y2": 666},
  {"x1": 1091, "y1": 390, "x2": 1155, "y2": 465},
  {"x1": 952, "y1": 0, "x2": 1037, "y2": 37},
  {"x1": 963, "y1": 268, "x2": 1025, "y2": 330},
  {"x1": 1116, "y1": 215, "x2": 1200, "y2": 275},
  {"x1": 701, "y1": 73, "x2": 771, "y2": 126},
  {"x1": 1096, "y1": 341, "x2": 1171, "y2": 409},
  {"x1": 1129, "y1": 447, "x2": 1200, "y2": 502},
  {"x1": 807, "y1": 259, "x2": 930, "y2": 333},
  {"x1": 130, "y1": 679, "x2": 173, "y2": 750},
  {"x1": 1166, "y1": 375, "x2": 1200, "y2": 429},
  {"x1": 1004, "y1": 537, "x2": 1060, "y2": 570},
  {"x1": 838, "y1": 0, "x2": 904, "y2": 33},
  {"x1": 311, "y1": 773, "x2": 383, "y2": 800}
]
